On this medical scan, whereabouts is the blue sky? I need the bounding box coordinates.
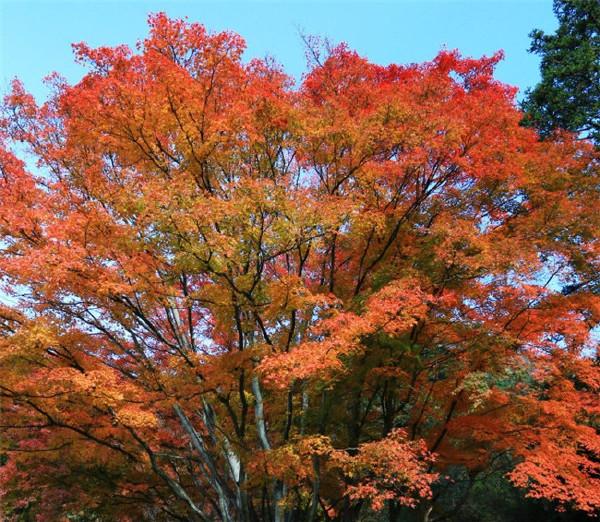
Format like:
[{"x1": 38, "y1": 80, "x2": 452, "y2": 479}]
[{"x1": 1, "y1": 0, "x2": 556, "y2": 102}]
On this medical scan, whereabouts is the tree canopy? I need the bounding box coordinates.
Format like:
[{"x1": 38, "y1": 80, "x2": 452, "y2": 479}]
[
  {"x1": 0, "y1": 14, "x2": 598, "y2": 522},
  {"x1": 521, "y1": 0, "x2": 600, "y2": 144}
]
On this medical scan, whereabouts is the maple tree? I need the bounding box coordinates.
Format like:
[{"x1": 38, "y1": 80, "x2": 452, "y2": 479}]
[{"x1": 0, "y1": 13, "x2": 599, "y2": 522}]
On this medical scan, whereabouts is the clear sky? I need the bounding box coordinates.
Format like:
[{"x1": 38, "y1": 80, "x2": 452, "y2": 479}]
[{"x1": 1, "y1": 0, "x2": 556, "y2": 102}]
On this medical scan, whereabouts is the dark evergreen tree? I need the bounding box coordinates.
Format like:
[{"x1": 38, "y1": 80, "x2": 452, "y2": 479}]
[{"x1": 522, "y1": 0, "x2": 600, "y2": 144}]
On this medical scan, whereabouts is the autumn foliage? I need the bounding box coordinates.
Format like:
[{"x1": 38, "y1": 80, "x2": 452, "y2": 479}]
[{"x1": 0, "y1": 14, "x2": 599, "y2": 522}]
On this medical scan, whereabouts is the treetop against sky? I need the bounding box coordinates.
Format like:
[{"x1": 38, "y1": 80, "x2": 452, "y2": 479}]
[{"x1": 1, "y1": 0, "x2": 556, "y2": 101}]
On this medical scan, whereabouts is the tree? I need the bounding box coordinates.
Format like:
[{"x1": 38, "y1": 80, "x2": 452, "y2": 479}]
[
  {"x1": 0, "y1": 13, "x2": 599, "y2": 522},
  {"x1": 521, "y1": 0, "x2": 600, "y2": 144}
]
